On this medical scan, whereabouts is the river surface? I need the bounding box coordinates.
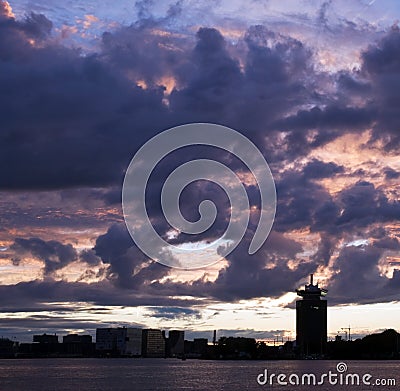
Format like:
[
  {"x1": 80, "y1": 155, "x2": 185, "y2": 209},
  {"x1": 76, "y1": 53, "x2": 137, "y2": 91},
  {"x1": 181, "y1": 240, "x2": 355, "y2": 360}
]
[{"x1": 0, "y1": 359, "x2": 398, "y2": 390}]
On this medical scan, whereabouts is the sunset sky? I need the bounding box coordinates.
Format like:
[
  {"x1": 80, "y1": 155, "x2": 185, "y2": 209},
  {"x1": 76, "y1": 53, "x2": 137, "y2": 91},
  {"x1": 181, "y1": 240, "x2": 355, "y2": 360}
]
[{"x1": 1, "y1": 0, "x2": 400, "y2": 343}]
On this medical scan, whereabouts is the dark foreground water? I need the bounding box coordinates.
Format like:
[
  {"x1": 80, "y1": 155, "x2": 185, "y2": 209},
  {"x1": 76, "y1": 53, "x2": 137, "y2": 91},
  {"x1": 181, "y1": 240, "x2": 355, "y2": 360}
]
[{"x1": 0, "y1": 359, "x2": 398, "y2": 391}]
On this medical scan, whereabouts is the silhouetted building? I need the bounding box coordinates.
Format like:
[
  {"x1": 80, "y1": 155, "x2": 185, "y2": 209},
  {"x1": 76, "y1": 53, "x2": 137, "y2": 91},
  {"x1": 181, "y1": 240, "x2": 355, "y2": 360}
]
[
  {"x1": 31, "y1": 333, "x2": 60, "y2": 356},
  {"x1": 63, "y1": 334, "x2": 92, "y2": 344},
  {"x1": 0, "y1": 338, "x2": 17, "y2": 358},
  {"x1": 33, "y1": 333, "x2": 59, "y2": 344},
  {"x1": 216, "y1": 337, "x2": 257, "y2": 359},
  {"x1": 168, "y1": 330, "x2": 184, "y2": 357},
  {"x1": 184, "y1": 340, "x2": 193, "y2": 356},
  {"x1": 296, "y1": 274, "x2": 328, "y2": 357},
  {"x1": 193, "y1": 338, "x2": 208, "y2": 356},
  {"x1": 17, "y1": 343, "x2": 33, "y2": 358},
  {"x1": 183, "y1": 338, "x2": 210, "y2": 358},
  {"x1": 142, "y1": 329, "x2": 165, "y2": 357},
  {"x1": 96, "y1": 328, "x2": 142, "y2": 356},
  {"x1": 62, "y1": 334, "x2": 94, "y2": 357},
  {"x1": 96, "y1": 328, "x2": 114, "y2": 353},
  {"x1": 122, "y1": 328, "x2": 142, "y2": 356}
]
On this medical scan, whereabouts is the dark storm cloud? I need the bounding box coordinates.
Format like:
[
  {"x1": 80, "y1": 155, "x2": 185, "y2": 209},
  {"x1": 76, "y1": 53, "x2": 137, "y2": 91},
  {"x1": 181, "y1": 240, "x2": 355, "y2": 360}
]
[
  {"x1": 3, "y1": 181, "x2": 400, "y2": 311},
  {"x1": 2, "y1": 2, "x2": 400, "y2": 313},
  {"x1": 276, "y1": 177, "x2": 400, "y2": 305},
  {"x1": 89, "y1": 170, "x2": 400, "y2": 305},
  {"x1": 274, "y1": 105, "x2": 374, "y2": 134},
  {"x1": 310, "y1": 235, "x2": 336, "y2": 266},
  {"x1": 11, "y1": 237, "x2": 78, "y2": 275},
  {"x1": 272, "y1": 171, "x2": 400, "y2": 290},
  {"x1": 169, "y1": 27, "x2": 244, "y2": 124},
  {"x1": 263, "y1": 27, "x2": 400, "y2": 155},
  {"x1": 0, "y1": 4, "x2": 377, "y2": 192},
  {"x1": 303, "y1": 159, "x2": 344, "y2": 179},
  {"x1": 10, "y1": 237, "x2": 103, "y2": 275},
  {"x1": 79, "y1": 249, "x2": 102, "y2": 266},
  {"x1": 94, "y1": 223, "x2": 133, "y2": 260},
  {"x1": 21, "y1": 12, "x2": 52, "y2": 39},
  {"x1": 0, "y1": 279, "x2": 203, "y2": 310},
  {"x1": 358, "y1": 27, "x2": 400, "y2": 150},
  {"x1": 94, "y1": 224, "x2": 170, "y2": 289},
  {"x1": 100, "y1": 16, "x2": 190, "y2": 87},
  {"x1": 0, "y1": 6, "x2": 168, "y2": 190},
  {"x1": 275, "y1": 168, "x2": 400, "y2": 237},
  {"x1": 0, "y1": 9, "x2": 319, "y2": 190},
  {"x1": 90, "y1": 222, "x2": 313, "y2": 303},
  {"x1": 169, "y1": 25, "x2": 317, "y2": 144},
  {"x1": 0, "y1": 2, "x2": 398, "y2": 192},
  {"x1": 272, "y1": 105, "x2": 375, "y2": 158},
  {"x1": 336, "y1": 72, "x2": 371, "y2": 96},
  {"x1": 274, "y1": 164, "x2": 339, "y2": 232},
  {"x1": 328, "y1": 242, "x2": 400, "y2": 305},
  {"x1": 144, "y1": 230, "x2": 315, "y2": 302},
  {"x1": 373, "y1": 236, "x2": 400, "y2": 250},
  {"x1": 383, "y1": 167, "x2": 400, "y2": 180},
  {"x1": 206, "y1": 233, "x2": 314, "y2": 301},
  {"x1": 336, "y1": 181, "x2": 400, "y2": 228}
]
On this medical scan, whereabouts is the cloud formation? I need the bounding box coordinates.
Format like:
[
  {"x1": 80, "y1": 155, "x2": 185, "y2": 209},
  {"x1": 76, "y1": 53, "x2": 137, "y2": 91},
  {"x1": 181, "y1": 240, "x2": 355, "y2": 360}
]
[{"x1": 1, "y1": 0, "x2": 400, "y2": 336}]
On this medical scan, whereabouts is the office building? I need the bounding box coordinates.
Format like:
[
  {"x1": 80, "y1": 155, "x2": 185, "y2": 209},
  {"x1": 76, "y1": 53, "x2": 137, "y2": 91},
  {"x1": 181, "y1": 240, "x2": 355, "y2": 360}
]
[
  {"x1": 121, "y1": 328, "x2": 142, "y2": 356},
  {"x1": 142, "y1": 329, "x2": 165, "y2": 358},
  {"x1": 168, "y1": 330, "x2": 184, "y2": 357},
  {"x1": 296, "y1": 274, "x2": 328, "y2": 357},
  {"x1": 96, "y1": 327, "x2": 142, "y2": 356}
]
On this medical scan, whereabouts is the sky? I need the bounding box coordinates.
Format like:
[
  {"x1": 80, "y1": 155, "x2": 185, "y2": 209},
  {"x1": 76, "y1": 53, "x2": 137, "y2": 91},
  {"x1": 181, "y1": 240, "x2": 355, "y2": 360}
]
[{"x1": 1, "y1": 0, "x2": 400, "y2": 343}]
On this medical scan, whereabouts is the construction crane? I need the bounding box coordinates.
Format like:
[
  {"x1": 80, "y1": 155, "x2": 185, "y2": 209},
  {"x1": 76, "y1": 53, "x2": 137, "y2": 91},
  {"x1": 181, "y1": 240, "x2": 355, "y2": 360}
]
[
  {"x1": 338, "y1": 329, "x2": 347, "y2": 340},
  {"x1": 341, "y1": 326, "x2": 351, "y2": 341}
]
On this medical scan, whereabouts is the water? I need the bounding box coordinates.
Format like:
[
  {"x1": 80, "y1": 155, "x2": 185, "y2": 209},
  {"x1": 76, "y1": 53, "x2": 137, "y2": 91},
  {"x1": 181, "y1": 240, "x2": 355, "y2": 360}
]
[{"x1": 0, "y1": 359, "x2": 398, "y2": 391}]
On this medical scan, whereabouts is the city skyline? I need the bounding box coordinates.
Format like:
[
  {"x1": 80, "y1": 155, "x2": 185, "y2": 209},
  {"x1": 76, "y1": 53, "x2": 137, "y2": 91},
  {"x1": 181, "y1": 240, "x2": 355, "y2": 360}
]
[
  {"x1": 1, "y1": 0, "x2": 400, "y2": 344},
  {"x1": 2, "y1": 274, "x2": 394, "y2": 345}
]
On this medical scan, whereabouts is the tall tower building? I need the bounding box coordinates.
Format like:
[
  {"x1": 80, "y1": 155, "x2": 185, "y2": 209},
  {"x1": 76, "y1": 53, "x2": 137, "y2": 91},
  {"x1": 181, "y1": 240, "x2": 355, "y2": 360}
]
[{"x1": 296, "y1": 274, "x2": 328, "y2": 357}]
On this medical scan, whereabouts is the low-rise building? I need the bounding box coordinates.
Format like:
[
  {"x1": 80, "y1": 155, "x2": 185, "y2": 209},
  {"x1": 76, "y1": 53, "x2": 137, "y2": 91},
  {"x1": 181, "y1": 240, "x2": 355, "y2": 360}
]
[
  {"x1": 0, "y1": 338, "x2": 17, "y2": 358},
  {"x1": 33, "y1": 333, "x2": 59, "y2": 344},
  {"x1": 62, "y1": 334, "x2": 94, "y2": 357},
  {"x1": 63, "y1": 334, "x2": 92, "y2": 344}
]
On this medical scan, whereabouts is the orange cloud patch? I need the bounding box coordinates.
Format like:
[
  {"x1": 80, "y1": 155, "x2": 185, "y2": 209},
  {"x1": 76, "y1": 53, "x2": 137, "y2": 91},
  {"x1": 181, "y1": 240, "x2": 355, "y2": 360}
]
[
  {"x1": 309, "y1": 131, "x2": 400, "y2": 195},
  {"x1": 157, "y1": 75, "x2": 176, "y2": 95},
  {"x1": 82, "y1": 14, "x2": 100, "y2": 30},
  {"x1": 60, "y1": 25, "x2": 79, "y2": 40},
  {"x1": 1, "y1": 1, "x2": 14, "y2": 18}
]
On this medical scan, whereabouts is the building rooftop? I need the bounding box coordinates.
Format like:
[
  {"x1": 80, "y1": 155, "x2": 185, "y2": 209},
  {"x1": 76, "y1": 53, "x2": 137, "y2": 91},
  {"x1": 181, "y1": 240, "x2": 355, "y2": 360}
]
[{"x1": 296, "y1": 274, "x2": 328, "y2": 299}]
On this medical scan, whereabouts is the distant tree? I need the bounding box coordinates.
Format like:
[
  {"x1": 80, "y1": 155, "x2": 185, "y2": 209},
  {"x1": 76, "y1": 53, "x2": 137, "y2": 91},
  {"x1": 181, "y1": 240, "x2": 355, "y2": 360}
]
[{"x1": 216, "y1": 336, "x2": 257, "y2": 359}]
